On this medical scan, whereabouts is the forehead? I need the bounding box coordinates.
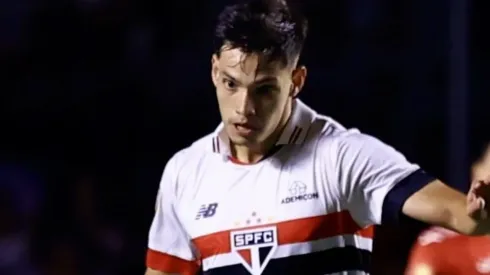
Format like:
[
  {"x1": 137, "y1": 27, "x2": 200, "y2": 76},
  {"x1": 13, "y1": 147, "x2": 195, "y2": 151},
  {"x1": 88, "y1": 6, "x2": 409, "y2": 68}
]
[{"x1": 216, "y1": 48, "x2": 289, "y2": 82}]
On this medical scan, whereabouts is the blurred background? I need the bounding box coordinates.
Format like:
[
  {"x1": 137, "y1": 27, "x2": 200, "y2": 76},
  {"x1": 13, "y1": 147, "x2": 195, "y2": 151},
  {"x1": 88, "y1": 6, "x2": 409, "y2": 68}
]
[{"x1": 0, "y1": 0, "x2": 489, "y2": 274}]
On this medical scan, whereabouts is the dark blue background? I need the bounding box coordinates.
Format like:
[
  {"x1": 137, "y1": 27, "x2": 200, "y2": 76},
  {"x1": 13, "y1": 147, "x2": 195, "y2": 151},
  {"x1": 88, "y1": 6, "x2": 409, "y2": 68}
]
[{"x1": 1, "y1": 0, "x2": 489, "y2": 274}]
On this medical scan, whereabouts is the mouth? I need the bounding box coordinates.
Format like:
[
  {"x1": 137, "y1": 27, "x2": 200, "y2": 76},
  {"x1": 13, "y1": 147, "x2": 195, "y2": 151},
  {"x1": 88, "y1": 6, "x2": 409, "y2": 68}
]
[{"x1": 233, "y1": 123, "x2": 258, "y2": 136}]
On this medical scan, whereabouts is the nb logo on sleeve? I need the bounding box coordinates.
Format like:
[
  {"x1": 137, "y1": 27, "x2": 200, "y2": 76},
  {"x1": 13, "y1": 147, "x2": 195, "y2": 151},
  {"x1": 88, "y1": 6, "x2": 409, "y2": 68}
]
[{"x1": 195, "y1": 203, "x2": 218, "y2": 220}]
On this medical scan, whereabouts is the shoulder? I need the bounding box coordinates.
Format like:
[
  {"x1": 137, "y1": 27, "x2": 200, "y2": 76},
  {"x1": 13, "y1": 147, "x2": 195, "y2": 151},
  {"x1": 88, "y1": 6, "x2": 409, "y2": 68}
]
[
  {"x1": 313, "y1": 119, "x2": 406, "y2": 163},
  {"x1": 311, "y1": 115, "x2": 380, "y2": 159},
  {"x1": 407, "y1": 227, "x2": 460, "y2": 272},
  {"x1": 415, "y1": 226, "x2": 460, "y2": 247},
  {"x1": 161, "y1": 133, "x2": 216, "y2": 188},
  {"x1": 309, "y1": 114, "x2": 370, "y2": 148}
]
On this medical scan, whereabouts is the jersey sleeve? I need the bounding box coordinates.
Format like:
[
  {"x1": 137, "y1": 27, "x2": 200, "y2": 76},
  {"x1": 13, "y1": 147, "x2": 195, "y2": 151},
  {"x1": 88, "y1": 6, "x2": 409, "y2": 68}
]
[
  {"x1": 146, "y1": 154, "x2": 200, "y2": 275},
  {"x1": 333, "y1": 131, "x2": 436, "y2": 226}
]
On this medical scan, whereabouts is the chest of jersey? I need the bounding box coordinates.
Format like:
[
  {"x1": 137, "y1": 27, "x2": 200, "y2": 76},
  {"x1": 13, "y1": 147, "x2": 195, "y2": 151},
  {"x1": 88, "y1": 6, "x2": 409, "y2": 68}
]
[
  {"x1": 173, "y1": 149, "x2": 373, "y2": 275},
  {"x1": 178, "y1": 151, "x2": 329, "y2": 237}
]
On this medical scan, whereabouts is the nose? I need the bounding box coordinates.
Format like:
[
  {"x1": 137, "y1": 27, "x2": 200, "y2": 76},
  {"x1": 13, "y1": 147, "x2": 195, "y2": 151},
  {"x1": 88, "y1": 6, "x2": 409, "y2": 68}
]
[{"x1": 236, "y1": 90, "x2": 255, "y2": 116}]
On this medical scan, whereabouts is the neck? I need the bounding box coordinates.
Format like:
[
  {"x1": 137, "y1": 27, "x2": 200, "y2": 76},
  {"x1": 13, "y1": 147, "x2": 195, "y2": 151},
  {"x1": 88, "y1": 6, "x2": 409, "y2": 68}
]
[{"x1": 232, "y1": 100, "x2": 293, "y2": 164}]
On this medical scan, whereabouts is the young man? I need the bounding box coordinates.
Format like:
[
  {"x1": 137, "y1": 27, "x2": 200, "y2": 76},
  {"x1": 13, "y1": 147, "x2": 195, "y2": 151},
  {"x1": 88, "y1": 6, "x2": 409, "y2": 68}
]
[
  {"x1": 406, "y1": 143, "x2": 490, "y2": 275},
  {"x1": 145, "y1": 1, "x2": 490, "y2": 274}
]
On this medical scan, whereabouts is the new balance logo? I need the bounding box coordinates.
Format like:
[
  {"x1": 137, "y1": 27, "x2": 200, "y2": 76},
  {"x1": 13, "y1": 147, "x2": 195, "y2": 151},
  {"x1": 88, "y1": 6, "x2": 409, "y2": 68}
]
[{"x1": 195, "y1": 203, "x2": 218, "y2": 220}]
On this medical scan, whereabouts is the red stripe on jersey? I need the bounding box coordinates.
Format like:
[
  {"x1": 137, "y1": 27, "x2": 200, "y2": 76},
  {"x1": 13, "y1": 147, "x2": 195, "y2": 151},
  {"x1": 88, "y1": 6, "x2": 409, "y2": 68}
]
[
  {"x1": 146, "y1": 249, "x2": 200, "y2": 275},
  {"x1": 193, "y1": 210, "x2": 374, "y2": 260},
  {"x1": 229, "y1": 156, "x2": 247, "y2": 165}
]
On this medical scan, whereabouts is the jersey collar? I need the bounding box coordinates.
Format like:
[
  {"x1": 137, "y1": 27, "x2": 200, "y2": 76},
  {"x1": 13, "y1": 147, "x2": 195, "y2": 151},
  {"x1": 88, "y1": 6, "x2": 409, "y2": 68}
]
[{"x1": 210, "y1": 99, "x2": 316, "y2": 156}]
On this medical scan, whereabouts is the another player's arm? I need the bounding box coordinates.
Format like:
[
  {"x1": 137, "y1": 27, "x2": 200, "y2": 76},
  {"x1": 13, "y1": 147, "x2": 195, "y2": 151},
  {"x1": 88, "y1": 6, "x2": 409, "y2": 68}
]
[
  {"x1": 145, "y1": 154, "x2": 200, "y2": 275},
  {"x1": 333, "y1": 132, "x2": 489, "y2": 235}
]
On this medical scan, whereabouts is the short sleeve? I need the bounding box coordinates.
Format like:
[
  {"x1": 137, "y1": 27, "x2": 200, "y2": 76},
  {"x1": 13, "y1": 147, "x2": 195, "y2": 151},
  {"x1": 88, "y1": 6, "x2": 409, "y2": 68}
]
[
  {"x1": 146, "y1": 155, "x2": 200, "y2": 275},
  {"x1": 334, "y1": 132, "x2": 435, "y2": 226}
]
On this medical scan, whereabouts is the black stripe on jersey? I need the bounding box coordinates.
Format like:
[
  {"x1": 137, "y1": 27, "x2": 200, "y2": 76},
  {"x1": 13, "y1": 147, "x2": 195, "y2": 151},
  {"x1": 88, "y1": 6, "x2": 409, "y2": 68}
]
[
  {"x1": 203, "y1": 246, "x2": 371, "y2": 275},
  {"x1": 287, "y1": 126, "x2": 298, "y2": 144},
  {"x1": 288, "y1": 126, "x2": 301, "y2": 144},
  {"x1": 290, "y1": 128, "x2": 303, "y2": 144},
  {"x1": 382, "y1": 168, "x2": 436, "y2": 225},
  {"x1": 212, "y1": 137, "x2": 221, "y2": 153}
]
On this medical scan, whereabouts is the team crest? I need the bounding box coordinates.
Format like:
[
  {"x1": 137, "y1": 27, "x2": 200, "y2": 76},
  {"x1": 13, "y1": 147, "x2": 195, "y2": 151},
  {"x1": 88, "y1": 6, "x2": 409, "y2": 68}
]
[{"x1": 230, "y1": 226, "x2": 278, "y2": 275}]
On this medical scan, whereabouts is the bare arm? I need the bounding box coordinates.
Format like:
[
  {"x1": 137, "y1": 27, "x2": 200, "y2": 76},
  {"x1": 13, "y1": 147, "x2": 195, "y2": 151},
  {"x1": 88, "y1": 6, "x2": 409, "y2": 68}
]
[
  {"x1": 403, "y1": 179, "x2": 490, "y2": 235},
  {"x1": 145, "y1": 267, "x2": 180, "y2": 275}
]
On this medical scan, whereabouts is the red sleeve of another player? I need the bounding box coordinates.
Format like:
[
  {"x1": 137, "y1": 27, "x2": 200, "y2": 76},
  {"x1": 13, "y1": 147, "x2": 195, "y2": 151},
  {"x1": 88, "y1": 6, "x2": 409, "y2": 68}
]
[
  {"x1": 146, "y1": 249, "x2": 200, "y2": 275},
  {"x1": 405, "y1": 243, "x2": 442, "y2": 275}
]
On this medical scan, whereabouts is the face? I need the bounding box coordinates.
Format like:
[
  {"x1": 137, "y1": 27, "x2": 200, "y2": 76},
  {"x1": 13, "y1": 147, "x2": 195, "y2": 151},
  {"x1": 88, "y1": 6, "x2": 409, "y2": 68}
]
[
  {"x1": 211, "y1": 48, "x2": 306, "y2": 147},
  {"x1": 472, "y1": 144, "x2": 490, "y2": 181}
]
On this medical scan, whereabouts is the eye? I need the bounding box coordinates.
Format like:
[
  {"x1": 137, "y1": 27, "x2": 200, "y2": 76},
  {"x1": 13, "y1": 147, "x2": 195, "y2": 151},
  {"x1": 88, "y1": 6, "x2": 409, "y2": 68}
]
[
  {"x1": 223, "y1": 79, "x2": 237, "y2": 90},
  {"x1": 255, "y1": 85, "x2": 276, "y2": 95}
]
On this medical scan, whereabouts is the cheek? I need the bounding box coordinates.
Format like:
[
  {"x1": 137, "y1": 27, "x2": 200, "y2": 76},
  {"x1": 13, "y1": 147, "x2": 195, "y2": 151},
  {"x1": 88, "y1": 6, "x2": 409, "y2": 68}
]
[
  {"x1": 216, "y1": 87, "x2": 230, "y2": 103},
  {"x1": 262, "y1": 91, "x2": 288, "y2": 113},
  {"x1": 216, "y1": 90, "x2": 236, "y2": 115},
  {"x1": 258, "y1": 98, "x2": 284, "y2": 124}
]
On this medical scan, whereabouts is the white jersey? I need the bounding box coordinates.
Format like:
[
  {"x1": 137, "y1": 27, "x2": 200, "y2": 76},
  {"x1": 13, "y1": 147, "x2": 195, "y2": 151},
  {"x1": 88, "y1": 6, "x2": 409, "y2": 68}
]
[{"x1": 146, "y1": 100, "x2": 435, "y2": 275}]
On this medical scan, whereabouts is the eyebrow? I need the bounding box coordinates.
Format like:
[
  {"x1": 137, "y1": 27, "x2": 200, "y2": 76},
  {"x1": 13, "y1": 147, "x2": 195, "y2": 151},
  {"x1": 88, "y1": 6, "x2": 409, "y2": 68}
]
[
  {"x1": 221, "y1": 71, "x2": 240, "y2": 83},
  {"x1": 221, "y1": 71, "x2": 278, "y2": 85},
  {"x1": 255, "y1": 76, "x2": 278, "y2": 85}
]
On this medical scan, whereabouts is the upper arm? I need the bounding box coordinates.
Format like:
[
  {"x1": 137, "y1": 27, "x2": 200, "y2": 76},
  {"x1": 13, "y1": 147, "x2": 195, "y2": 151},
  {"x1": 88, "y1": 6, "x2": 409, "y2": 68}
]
[
  {"x1": 146, "y1": 154, "x2": 200, "y2": 275},
  {"x1": 332, "y1": 132, "x2": 435, "y2": 226}
]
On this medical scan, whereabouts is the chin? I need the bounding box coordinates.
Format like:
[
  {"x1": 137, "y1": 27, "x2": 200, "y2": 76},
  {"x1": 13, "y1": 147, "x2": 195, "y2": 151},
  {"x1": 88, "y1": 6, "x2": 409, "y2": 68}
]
[
  {"x1": 229, "y1": 133, "x2": 263, "y2": 145},
  {"x1": 229, "y1": 135, "x2": 254, "y2": 145}
]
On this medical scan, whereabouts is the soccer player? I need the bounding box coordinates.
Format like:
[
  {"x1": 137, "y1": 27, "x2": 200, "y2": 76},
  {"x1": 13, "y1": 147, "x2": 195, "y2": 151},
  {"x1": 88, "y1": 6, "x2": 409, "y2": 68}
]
[
  {"x1": 406, "y1": 142, "x2": 490, "y2": 275},
  {"x1": 145, "y1": 1, "x2": 490, "y2": 274}
]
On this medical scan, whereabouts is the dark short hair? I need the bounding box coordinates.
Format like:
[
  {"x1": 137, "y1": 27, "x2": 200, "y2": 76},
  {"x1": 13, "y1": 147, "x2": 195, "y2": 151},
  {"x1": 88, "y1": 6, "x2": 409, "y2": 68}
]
[{"x1": 214, "y1": 0, "x2": 308, "y2": 67}]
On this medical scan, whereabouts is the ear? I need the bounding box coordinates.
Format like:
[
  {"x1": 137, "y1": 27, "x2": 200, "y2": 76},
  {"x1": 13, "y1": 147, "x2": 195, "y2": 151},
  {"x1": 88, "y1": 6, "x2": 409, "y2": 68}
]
[
  {"x1": 291, "y1": 65, "x2": 307, "y2": 97},
  {"x1": 211, "y1": 54, "x2": 219, "y2": 86}
]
